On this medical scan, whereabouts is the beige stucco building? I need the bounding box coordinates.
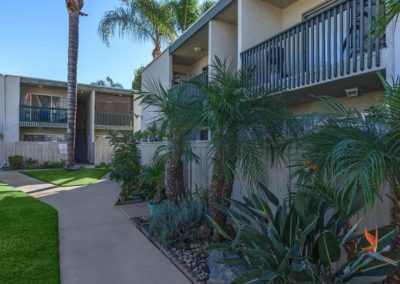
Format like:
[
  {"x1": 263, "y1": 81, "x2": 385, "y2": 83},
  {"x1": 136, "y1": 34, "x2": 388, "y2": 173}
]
[
  {"x1": 0, "y1": 75, "x2": 139, "y2": 167},
  {"x1": 141, "y1": 0, "x2": 400, "y2": 130}
]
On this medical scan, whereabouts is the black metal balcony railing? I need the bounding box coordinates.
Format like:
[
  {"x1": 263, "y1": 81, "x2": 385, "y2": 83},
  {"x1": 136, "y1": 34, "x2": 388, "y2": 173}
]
[
  {"x1": 169, "y1": 70, "x2": 208, "y2": 97},
  {"x1": 241, "y1": 0, "x2": 384, "y2": 92},
  {"x1": 95, "y1": 112, "x2": 133, "y2": 127},
  {"x1": 20, "y1": 105, "x2": 67, "y2": 126}
]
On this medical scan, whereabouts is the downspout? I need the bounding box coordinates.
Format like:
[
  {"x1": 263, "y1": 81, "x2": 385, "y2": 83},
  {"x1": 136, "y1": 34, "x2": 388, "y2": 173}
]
[{"x1": 1, "y1": 75, "x2": 7, "y2": 168}]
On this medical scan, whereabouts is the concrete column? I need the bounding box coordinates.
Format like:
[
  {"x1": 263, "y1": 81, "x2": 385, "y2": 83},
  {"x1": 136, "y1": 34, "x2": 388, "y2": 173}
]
[
  {"x1": 209, "y1": 20, "x2": 238, "y2": 71},
  {"x1": 4, "y1": 76, "x2": 20, "y2": 165},
  {"x1": 0, "y1": 75, "x2": 5, "y2": 167},
  {"x1": 86, "y1": 90, "x2": 95, "y2": 164}
]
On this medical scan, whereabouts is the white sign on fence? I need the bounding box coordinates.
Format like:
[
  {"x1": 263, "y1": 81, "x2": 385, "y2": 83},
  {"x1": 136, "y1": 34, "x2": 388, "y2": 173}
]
[{"x1": 58, "y1": 144, "x2": 67, "y2": 154}]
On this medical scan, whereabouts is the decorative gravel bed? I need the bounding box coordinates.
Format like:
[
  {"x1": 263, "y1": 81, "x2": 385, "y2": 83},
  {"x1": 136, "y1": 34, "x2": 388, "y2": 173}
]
[{"x1": 133, "y1": 216, "x2": 210, "y2": 283}]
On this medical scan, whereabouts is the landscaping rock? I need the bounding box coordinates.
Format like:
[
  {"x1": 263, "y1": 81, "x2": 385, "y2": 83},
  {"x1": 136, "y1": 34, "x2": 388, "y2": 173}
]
[{"x1": 207, "y1": 251, "x2": 247, "y2": 284}]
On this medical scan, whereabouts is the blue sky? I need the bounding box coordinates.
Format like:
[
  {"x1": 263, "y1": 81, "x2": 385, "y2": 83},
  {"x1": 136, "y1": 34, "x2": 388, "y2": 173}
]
[{"x1": 0, "y1": 0, "x2": 156, "y2": 89}]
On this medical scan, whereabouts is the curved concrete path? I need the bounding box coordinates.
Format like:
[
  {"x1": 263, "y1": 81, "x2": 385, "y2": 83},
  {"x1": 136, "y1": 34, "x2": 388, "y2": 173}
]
[{"x1": 0, "y1": 171, "x2": 189, "y2": 284}]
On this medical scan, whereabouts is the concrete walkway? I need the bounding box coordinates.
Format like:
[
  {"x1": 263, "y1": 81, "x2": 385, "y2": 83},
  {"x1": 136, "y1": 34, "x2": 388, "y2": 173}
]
[{"x1": 0, "y1": 171, "x2": 189, "y2": 284}]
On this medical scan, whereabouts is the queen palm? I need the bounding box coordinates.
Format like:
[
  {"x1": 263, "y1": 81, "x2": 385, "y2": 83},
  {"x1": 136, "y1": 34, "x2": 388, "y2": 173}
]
[
  {"x1": 194, "y1": 58, "x2": 288, "y2": 238},
  {"x1": 137, "y1": 80, "x2": 202, "y2": 203},
  {"x1": 65, "y1": 0, "x2": 86, "y2": 169},
  {"x1": 295, "y1": 78, "x2": 400, "y2": 277},
  {"x1": 98, "y1": 0, "x2": 176, "y2": 59},
  {"x1": 374, "y1": 0, "x2": 400, "y2": 38}
]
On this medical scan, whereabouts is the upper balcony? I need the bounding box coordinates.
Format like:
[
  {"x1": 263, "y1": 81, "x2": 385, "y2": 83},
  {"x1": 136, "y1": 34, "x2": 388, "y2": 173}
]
[
  {"x1": 20, "y1": 105, "x2": 67, "y2": 128},
  {"x1": 94, "y1": 112, "x2": 134, "y2": 131},
  {"x1": 240, "y1": 0, "x2": 386, "y2": 100}
]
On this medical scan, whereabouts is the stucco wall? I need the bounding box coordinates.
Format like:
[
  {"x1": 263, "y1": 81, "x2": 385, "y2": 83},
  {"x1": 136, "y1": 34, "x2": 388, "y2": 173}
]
[
  {"x1": 141, "y1": 50, "x2": 172, "y2": 130},
  {"x1": 282, "y1": 0, "x2": 325, "y2": 30},
  {"x1": 4, "y1": 76, "x2": 20, "y2": 164},
  {"x1": 289, "y1": 90, "x2": 384, "y2": 114},
  {"x1": 209, "y1": 20, "x2": 238, "y2": 68},
  {"x1": 0, "y1": 75, "x2": 5, "y2": 166},
  {"x1": 238, "y1": 0, "x2": 282, "y2": 55},
  {"x1": 189, "y1": 56, "x2": 209, "y2": 76}
]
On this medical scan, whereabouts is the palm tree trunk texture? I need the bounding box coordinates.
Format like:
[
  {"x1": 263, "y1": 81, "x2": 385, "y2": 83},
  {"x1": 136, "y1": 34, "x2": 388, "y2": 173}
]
[
  {"x1": 66, "y1": 12, "x2": 80, "y2": 168},
  {"x1": 152, "y1": 37, "x2": 161, "y2": 58},
  {"x1": 165, "y1": 149, "x2": 185, "y2": 203}
]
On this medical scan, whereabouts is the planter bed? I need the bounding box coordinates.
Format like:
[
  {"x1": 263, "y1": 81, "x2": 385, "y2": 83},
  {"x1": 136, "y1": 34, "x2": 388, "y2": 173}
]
[{"x1": 132, "y1": 216, "x2": 210, "y2": 284}]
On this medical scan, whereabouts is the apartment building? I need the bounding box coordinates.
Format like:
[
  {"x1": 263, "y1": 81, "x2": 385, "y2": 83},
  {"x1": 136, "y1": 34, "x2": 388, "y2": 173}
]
[
  {"x1": 141, "y1": 0, "x2": 400, "y2": 129},
  {"x1": 0, "y1": 74, "x2": 139, "y2": 167}
]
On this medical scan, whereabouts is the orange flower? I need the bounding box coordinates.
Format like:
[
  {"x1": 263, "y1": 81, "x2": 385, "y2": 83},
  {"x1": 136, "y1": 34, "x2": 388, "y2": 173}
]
[
  {"x1": 310, "y1": 164, "x2": 318, "y2": 171},
  {"x1": 362, "y1": 226, "x2": 398, "y2": 265},
  {"x1": 362, "y1": 226, "x2": 378, "y2": 253}
]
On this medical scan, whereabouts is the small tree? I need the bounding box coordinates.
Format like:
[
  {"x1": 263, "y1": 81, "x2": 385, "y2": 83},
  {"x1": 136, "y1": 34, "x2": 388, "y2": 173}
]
[
  {"x1": 193, "y1": 58, "x2": 288, "y2": 238},
  {"x1": 107, "y1": 131, "x2": 141, "y2": 200}
]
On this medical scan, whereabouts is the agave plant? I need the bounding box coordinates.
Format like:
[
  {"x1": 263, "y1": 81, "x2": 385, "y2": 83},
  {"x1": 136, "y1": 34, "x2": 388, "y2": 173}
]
[{"x1": 210, "y1": 185, "x2": 400, "y2": 283}]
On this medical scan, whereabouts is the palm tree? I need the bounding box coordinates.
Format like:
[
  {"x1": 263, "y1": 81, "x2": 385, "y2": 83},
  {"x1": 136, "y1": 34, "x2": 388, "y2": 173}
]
[
  {"x1": 98, "y1": 0, "x2": 176, "y2": 59},
  {"x1": 194, "y1": 58, "x2": 288, "y2": 238},
  {"x1": 137, "y1": 80, "x2": 202, "y2": 203},
  {"x1": 294, "y1": 79, "x2": 400, "y2": 280},
  {"x1": 374, "y1": 0, "x2": 400, "y2": 38},
  {"x1": 91, "y1": 76, "x2": 123, "y2": 88},
  {"x1": 65, "y1": 0, "x2": 86, "y2": 169}
]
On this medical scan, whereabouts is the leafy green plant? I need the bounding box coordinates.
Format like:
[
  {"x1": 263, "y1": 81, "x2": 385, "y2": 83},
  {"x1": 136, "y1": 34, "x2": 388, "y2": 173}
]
[
  {"x1": 191, "y1": 57, "x2": 288, "y2": 237},
  {"x1": 24, "y1": 158, "x2": 39, "y2": 169},
  {"x1": 210, "y1": 186, "x2": 400, "y2": 283},
  {"x1": 107, "y1": 131, "x2": 141, "y2": 200},
  {"x1": 139, "y1": 157, "x2": 166, "y2": 204},
  {"x1": 42, "y1": 160, "x2": 66, "y2": 169},
  {"x1": 8, "y1": 155, "x2": 24, "y2": 169},
  {"x1": 149, "y1": 196, "x2": 210, "y2": 248}
]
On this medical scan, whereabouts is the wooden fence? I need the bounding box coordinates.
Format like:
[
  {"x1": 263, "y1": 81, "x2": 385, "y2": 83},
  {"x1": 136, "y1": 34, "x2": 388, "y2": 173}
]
[
  {"x1": 94, "y1": 140, "x2": 114, "y2": 166},
  {"x1": 14, "y1": 142, "x2": 67, "y2": 163},
  {"x1": 139, "y1": 141, "x2": 392, "y2": 230}
]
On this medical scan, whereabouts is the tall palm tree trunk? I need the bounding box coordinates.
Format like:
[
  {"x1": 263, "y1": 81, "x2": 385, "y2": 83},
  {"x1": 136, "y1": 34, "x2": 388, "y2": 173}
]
[
  {"x1": 166, "y1": 146, "x2": 185, "y2": 203},
  {"x1": 66, "y1": 11, "x2": 80, "y2": 169}
]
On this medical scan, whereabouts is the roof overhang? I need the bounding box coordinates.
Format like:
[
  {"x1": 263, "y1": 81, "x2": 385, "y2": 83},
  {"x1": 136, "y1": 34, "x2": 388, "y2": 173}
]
[
  {"x1": 169, "y1": 0, "x2": 234, "y2": 54},
  {"x1": 20, "y1": 76, "x2": 138, "y2": 96}
]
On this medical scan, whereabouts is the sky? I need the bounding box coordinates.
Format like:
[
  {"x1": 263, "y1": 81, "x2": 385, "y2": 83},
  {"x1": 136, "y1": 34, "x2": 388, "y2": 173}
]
[{"x1": 0, "y1": 0, "x2": 155, "y2": 89}]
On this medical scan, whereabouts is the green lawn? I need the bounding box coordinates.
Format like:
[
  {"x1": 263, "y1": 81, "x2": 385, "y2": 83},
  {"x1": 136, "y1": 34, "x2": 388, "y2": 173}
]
[
  {"x1": 23, "y1": 168, "x2": 109, "y2": 187},
  {"x1": 0, "y1": 183, "x2": 59, "y2": 283}
]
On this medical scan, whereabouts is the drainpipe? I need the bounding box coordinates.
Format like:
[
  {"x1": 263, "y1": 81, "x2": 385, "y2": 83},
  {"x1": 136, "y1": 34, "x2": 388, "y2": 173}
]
[{"x1": 1, "y1": 75, "x2": 7, "y2": 168}]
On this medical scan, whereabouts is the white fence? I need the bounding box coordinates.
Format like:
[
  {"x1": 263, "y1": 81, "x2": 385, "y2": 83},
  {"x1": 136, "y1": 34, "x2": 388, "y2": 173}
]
[
  {"x1": 13, "y1": 141, "x2": 114, "y2": 166},
  {"x1": 14, "y1": 142, "x2": 67, "y2": 163},
  {"x1": 139, "y1": 141, "x2": 392, "y2": 230}
]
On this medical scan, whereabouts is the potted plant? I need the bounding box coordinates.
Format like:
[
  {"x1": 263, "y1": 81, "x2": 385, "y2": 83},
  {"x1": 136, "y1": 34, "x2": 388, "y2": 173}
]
[{"x1": 139, "y1": 157, "x2": 166, "y2": 215}]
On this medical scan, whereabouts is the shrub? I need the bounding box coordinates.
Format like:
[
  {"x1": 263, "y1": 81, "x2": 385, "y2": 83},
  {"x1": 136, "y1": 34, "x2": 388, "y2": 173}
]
[
  {"x1": 138, "y1": 157, "x2": 166, "y2": 203},
  {"x1": 8, "y1": 155, "x2": 24, "y2": 169},
  {"x1": 211, "y1": 185, "x2": 400, "y2": 283},
  {"x1": 42, "y1": 160, "x2": 66, "y2": 169},
  {"x1": 149, "y1": 196, "x2": 210, "y2": 248},
  {"x1": 107, "y1": 131, "x2": 141, "y2": 199},
  {"x1": 24, "y1": 158, "x2": 39, "y2": 169}
]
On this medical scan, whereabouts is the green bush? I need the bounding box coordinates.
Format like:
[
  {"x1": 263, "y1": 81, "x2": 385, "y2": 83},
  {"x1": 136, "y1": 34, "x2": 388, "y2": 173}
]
[
  {"x1": 42, "y1": 160, "x2": 66, "y2": 169},
  {"x1": 8, "y1": 155, "x2": 24, "y2": 169},
  {"x1": 107, "y1": 131, "x2": 141, "y2": 199},
  {"x1": 211, "y1": 185, "x2": 400, "y2": 283},
  {"x1": 149, "y1": 197, "x2": 210, "y2": 248},
  {"x1": 138, "y1": 157, "x2": 166, "y2": 203},
  {"x1": 24, "y1": 158, "x2": 39, "y2": 169}
]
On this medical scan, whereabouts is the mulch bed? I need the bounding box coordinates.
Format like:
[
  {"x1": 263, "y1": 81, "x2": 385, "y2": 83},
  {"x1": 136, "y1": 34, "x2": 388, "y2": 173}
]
[{"x1": 132, "y1": 216, "x2": 210, "y2": 284}]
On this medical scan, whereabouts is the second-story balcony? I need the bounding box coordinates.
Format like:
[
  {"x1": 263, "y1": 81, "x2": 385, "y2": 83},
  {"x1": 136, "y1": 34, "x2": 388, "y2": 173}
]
[
  {"x1": 20, "y1": 105, "x2": 67, "y2": 128},
  {"x1": 169, "y1": 70, "x2": 209, "y2": 98},
  {"x1": 95, "y1": 112, "x2": 134, "y2": 131},
  {"x1": 241, "y1": 0, "x2": 385, "y2": 96}
]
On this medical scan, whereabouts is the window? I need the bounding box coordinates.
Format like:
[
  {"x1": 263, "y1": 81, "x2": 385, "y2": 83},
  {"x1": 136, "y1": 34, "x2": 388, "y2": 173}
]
[
  {"x1": 200, "y1": 128, "x2": 209, "y2": 141},
  {"x1": 24, "y1": 134, "x2": 65, "y2": 142},
  {"x1": 21, "y1": 93, "x2": 67, "y2": 108}
]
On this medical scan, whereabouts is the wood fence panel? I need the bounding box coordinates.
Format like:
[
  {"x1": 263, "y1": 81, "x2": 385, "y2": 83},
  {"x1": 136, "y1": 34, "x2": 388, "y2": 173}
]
[{"x1": 14, "y1": 142, "x2": 67, "y2": 164}]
